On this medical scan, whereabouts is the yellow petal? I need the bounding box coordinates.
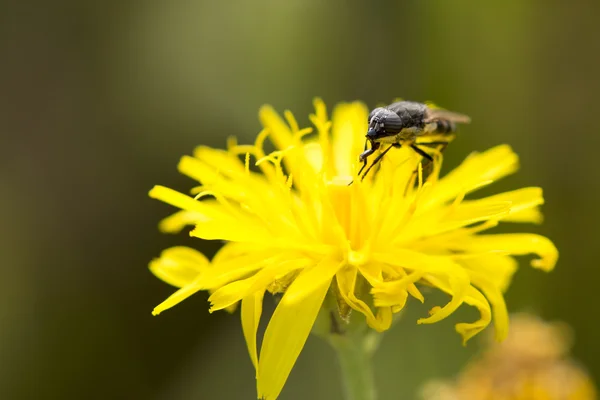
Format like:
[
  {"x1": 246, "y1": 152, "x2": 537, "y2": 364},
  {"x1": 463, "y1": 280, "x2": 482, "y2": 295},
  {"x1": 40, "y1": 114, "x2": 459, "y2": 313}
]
[
  {"x1": 372, "y1": 286, "x2": 408, "y2": 309},
  {"x1": 149, "y1": 246, "x2": 209, "y2": 288},
  {"x1": 458, "y1": 253, "x2": 518, "y2": 293},
  {"x1": 241, "y1": 290, "x2": 264, "y2": 373},
  {"x1": 374, "y1": 250, "x2": 470, "y2": 325},
  {"x1": 158, "y1": 210, "x2": 206, "y2": 233},
  {"x1": 309, "y1": 98, "x2": 333, "y2": 177},
  {"x1": 209, "y1": 259, "x2": 309, "y2": 312},
  {"x1": 336, "y1": 266, "x2": 392, "y2": 332},
  {"x1": 449, "y1": 187, "x2": 544, "y2": 226},
  {"x1": 409, "y1": 268, "x2": 492, "y2": 343},
  {"x1": 407, "y1": 283, "x2": 425, "y2": 303},
  {"x1": 371, "y1": 271, "x2": 424, "y2": 309},
  {"x1": 469, "y1": 271, "x2": 509, "y2": 342},
  {"x1": 502, "y1": 206, "x2": 544, "y2": 224},
  {"x1": 152, "y1": 282, "x2": 203, "y2": 316},
  {"x1": 403, "y1": 201, "x2": 511, "y2": 241},
  {"x1": 192, "y1": 146, "x2": 246, "y2": 176},
  {"x1": 179, "y1": 155, "x2": 270, "y2": 205},
  {"x1": 331, "y1": 102, "x2": 369, "y2": 177},
  {"x1": 376, "y1": 307, "x2": 393, "y2": 329},
  {"x1": 471, "y1": 187, "x2": 543, "y2": 217},
  {"x1": 154, "y1": 252, "x2": 277, "y2": 315},
  {"x1": 211, "y1": 242, "x2": 262, "y2": 264},
  {"x1": 149, "y1": 185, "x2": 227, "y2": 218},
  {"x1": 455, "y1": 286, "x2": 492, "y2": 344},
  {"x1": 303, "y1": 142, "x2": 324, "y2": 174},
  {"x1": 197, "y1": 253, "x2": 286, "y2": 291},
  {"x1": 417, "y1": 273, "x2": 467, "y2": 325},
  {"x1": 208, "y1": 279, "x2": 255, "y2": 312},
  {"x1": 190, "y1": 215, "x2": 271, "y2": 243},
  {"x1": 447, "y1": 233, "x2": 558, "y2": 272},
  {"x1": 152, "y1": 186, "x2": 273, "y2": 242},
  {"x1": 281, "y1": 258, "x2": 342, "y2": 305},
  {"x1": 258, "y1": 105, "x2": 324, "y2": 193},
  {"x1": 179, "y1": 154, "x2": 227, "y2": 185},
  {"x1": 259, "y1": 105, "x2": 293, "y2": 152},
  {"x1": 257, "y1": 279, "x2": 329, "y2": 400},
  {"x1": 424, "y1": 145, "x2": 519, "y2": 209},
  {"x1": 183, "y1": 151, "x2": 298, "y2": 226}
]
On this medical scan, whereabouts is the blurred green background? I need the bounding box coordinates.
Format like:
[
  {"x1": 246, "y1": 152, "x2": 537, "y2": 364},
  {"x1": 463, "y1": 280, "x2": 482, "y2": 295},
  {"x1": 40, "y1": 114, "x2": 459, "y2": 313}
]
[{"x1": 2, "y1": 1, "x2": 599, "y2": 399}]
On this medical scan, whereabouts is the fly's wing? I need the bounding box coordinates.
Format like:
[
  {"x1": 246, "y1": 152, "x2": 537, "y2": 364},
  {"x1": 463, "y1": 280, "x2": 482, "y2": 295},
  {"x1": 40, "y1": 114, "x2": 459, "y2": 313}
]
[
  {"x1": 384, "y1": 97, "x2": 404, "y2": 107},
  {"x1": 385, "y1": 100, "x2": 425, "y2": 115},
  {"x1": 424, "y1": 108, "x2": 471, "y2": 124},
  {"x1": 384, "y1": 101, "x2": 405, "y2": 114}
]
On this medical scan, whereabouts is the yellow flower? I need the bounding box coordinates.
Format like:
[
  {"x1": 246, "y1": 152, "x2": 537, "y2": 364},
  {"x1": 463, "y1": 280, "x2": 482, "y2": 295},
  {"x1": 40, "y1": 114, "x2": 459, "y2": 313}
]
[
  {"x1": 421, "y1": 313, "x2": 597, "y2": 400},
  {"x1": 149, "y1": 99, "x2": 557, "y2": 400}
]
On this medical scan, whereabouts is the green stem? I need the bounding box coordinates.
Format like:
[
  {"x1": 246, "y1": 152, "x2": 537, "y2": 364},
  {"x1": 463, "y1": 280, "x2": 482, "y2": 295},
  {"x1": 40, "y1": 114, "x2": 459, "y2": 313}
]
[{"x1": 329, "y1": 332, "x2": 377, "y2": 400}]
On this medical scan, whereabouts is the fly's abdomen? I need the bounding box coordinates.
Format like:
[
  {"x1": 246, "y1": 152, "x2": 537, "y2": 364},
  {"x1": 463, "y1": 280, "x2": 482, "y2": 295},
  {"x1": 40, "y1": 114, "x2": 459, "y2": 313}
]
[{"x1": 434, "y1": 120, "x2": 456, "y2": 134}]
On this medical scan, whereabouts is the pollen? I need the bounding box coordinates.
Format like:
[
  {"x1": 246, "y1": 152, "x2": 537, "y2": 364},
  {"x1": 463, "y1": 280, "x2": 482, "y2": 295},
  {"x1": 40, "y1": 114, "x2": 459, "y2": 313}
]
[{"x1": 148, "y1": 98, "x2": 557, "y2": 400}]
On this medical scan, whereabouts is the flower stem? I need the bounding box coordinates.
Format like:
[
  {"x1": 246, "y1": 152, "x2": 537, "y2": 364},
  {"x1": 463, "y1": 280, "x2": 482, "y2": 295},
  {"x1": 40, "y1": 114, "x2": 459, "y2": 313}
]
[{"x1": 329, "y1": 331, "x2": 377, "y2": 400}]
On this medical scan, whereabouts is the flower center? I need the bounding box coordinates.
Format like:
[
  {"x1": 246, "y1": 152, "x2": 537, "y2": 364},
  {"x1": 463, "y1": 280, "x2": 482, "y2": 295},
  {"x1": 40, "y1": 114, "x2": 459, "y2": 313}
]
[{"x1": 326, "y1": 177, "x2": 370, "y2": 255}]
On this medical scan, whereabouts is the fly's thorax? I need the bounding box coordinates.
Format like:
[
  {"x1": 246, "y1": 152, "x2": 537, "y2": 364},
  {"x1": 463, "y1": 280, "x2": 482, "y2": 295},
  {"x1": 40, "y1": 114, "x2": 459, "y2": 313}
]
[
  {"x1": 373, "y1": 127, "x2": 421, "y2": 145},
  {"x1": 375, "y1": 133, "x2": 401, "y2": 144},
  {"x1": 398, "y1": 126, "x2": 421, "y2": 140}
]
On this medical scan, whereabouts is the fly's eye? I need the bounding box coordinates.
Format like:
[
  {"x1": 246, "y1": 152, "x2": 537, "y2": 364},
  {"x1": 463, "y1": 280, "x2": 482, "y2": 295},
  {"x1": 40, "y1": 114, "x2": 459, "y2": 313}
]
[{"x1": 383, "y1": 114, "x2": 403, "y2": 133}]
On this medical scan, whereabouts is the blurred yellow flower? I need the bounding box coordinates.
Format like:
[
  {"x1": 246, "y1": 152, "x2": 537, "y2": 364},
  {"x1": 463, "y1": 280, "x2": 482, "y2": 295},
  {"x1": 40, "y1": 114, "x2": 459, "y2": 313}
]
[
  {"x1": 149, "y1": 99, "x2": 557, "y2": 400},
  {"x1": 421, "y1": 313, "x2": 597, "y2": 400}
]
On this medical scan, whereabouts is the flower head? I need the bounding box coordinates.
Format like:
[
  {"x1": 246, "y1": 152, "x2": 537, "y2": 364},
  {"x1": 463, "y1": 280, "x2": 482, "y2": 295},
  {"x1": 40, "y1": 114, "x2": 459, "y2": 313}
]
[
  {"x1": 421, "y1": 314, "x2": 596, "y2": 400},
  {"x1": 149, "y1": 99, "x2": 557, "y2": 399}
]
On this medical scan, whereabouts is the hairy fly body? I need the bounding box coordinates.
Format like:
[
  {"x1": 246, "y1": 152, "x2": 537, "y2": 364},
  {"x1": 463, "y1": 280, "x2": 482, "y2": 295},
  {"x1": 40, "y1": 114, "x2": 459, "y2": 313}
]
[{"x1": 358, "y1": 101, "x2": 470, "y2": 180}]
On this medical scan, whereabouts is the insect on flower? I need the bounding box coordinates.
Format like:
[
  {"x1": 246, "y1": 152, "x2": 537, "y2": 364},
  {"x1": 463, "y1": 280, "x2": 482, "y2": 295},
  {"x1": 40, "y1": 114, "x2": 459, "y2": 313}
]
[
  {"x1": 148, "y1": 99, "x2": 558, "y2": 400},
  {"x1": 358, "y1": 101, "x2": 471, "y2": 180}
]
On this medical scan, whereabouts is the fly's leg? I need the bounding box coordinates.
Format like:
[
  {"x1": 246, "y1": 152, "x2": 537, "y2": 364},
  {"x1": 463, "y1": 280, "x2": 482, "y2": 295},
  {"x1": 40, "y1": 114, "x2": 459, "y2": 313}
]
[
  {"x1": 410, "y1": 144, "x2": 434, "y2": 162},
  {"x1": 401, "y1": 144, "x2": 433, "y2": 195},
  {"x1": 404, "y1": 141, "x2": 452, "y2": 194},
  {"x1": 357, "y1": 139, "x2": 373, "y2": 177},
  {"x1": 360, "y1": 144, "x2": 394, "y2": 181},
  {"x1": 415, "y1": 140, "x2": 450, "y2": 156},
  {"x1": 414, "y1": 140, "x2": 451, "y2": 176}
]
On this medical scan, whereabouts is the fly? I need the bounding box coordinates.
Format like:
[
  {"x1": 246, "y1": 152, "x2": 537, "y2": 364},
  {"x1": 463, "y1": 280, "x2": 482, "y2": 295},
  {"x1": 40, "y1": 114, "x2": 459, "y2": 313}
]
[{"x1": 358, "y1": 101, "x2": 470, "y2": 180}]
